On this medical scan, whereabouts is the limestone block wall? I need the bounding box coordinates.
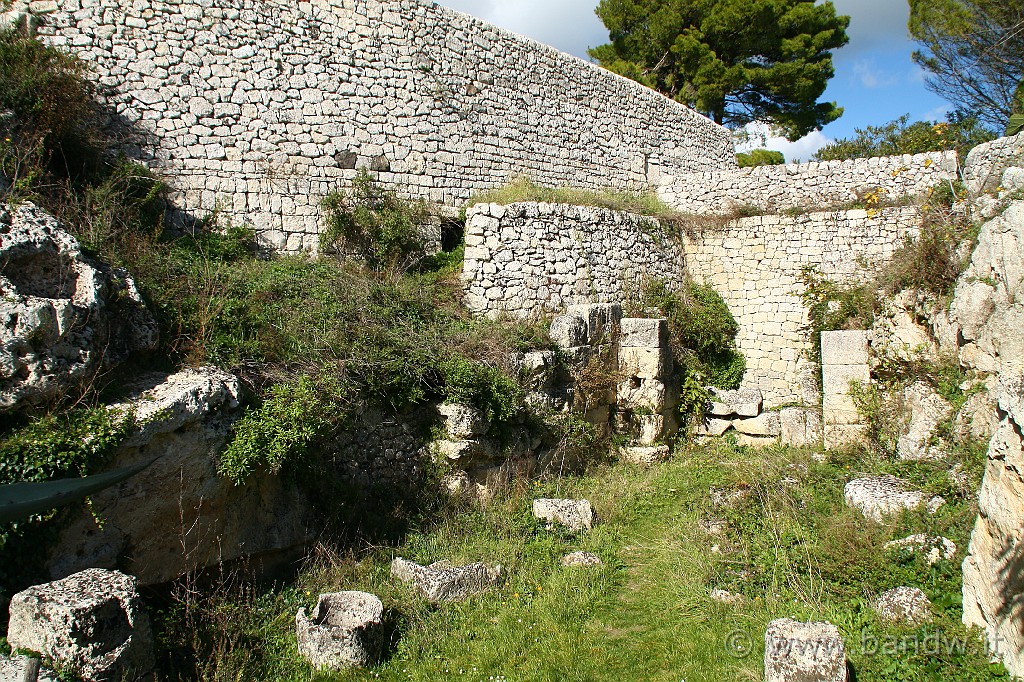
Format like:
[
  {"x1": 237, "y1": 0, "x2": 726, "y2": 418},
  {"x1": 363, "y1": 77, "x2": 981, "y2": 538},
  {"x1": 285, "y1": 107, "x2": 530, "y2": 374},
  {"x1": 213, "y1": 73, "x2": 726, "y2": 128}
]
[
  {"x1": 33, "y1": 0, "x2": 734, "y2": 252},
  {"x1": 462, "y1": 203, "x2": 686, "y2": 318},
  {"x1": 684, "y1": 207, "x2": 921, "y2": 405},
  {"x1": 659, "y1": 151, "x2": 957, "y2": 214}
]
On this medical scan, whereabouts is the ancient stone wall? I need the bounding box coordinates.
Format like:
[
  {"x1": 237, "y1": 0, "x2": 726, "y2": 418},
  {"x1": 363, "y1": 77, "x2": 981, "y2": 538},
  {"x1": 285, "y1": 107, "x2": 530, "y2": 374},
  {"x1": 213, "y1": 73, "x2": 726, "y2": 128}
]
[
  {"x1": 962, "y1": 130, "x2": 1024, "y2": 195},
  {"x1": 658, "y1": 151, "x2": 957, "y2": 214},
  {"x1": 462, "y1": 202, "x2": 686, "y2": 318},
  {"x1": 33, "y1": 0, "x2": 734, "y2": 252},
  {"x1": 684, "y1": 207, "x2": 921, "y2": 405}
]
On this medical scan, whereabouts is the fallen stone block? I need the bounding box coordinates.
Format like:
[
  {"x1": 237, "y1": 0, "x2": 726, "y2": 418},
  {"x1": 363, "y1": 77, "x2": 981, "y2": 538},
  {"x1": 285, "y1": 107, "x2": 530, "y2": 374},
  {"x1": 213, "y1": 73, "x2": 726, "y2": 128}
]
[
  {"x1": 779, "y1": 407, "x2": 822, "y2": 447},
  {"x1": 295, "y1": 591, "x2": 384, "y2": 670},
  {"x1": 874, "y1": 586, "x2": 931, "y2": 625},
  {"x1": 843, "y1": 475, "x2": 944, "y2": 522},
  {"x1": 390, "y1": 558, "x2": 501, "y2": 602},
  {"x1": 710, "y1": 589, "x2": 745, "y2": 606},
  {"x1": 7, "y1": 569, "x2": 154, "y2": 682},
  {"x1": 619, "y1": 444, "x2": 669, "y2": 465},
  {"x1": 733, "y1": 412, "x2": 781, "y2": 437},
  {"x1": 708, "y1": 387, "x2": 762, "y2": 418},
  {"x1": 561, "y1": 551, "x2": 602, "y2": 567},
  {"x1": 764, "y1": 618, "x2": 847, "y2": 682},
  {"x1": 533, "y1": 498, "x2": 594, "y2": 532}
]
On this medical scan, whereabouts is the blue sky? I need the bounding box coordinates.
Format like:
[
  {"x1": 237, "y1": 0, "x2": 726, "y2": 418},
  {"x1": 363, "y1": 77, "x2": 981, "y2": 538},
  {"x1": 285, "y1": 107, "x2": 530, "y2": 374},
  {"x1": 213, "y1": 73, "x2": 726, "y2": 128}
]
[{"x1": 436, "y1": 0, "x2": 952, "y2": 161}]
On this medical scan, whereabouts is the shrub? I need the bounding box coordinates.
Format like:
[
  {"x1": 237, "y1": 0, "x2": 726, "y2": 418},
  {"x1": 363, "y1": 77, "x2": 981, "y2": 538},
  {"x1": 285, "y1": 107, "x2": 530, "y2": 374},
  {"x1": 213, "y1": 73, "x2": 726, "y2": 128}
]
[
  {"x1": 320, "y1": 169, "x2": 432, "y2": 270},
  {"x1": 813, "y1": 113, "x2": 994, "y2": 162},
  {"x1": 736, "y1": 149, "x2": 785, "y2": 167},
  {"x1": 439, "y1": 355, "x2": 522, "y2": 424}
]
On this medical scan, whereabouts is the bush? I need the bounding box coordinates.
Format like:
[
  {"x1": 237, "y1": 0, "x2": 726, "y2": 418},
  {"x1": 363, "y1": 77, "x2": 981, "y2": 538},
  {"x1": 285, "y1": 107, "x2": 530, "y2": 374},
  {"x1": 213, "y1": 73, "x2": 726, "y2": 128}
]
[
  {"x1": 813, "y1": 113, "x2": 994, "y2": 162},
  {"x1": 320, "y1": 169, "x2": 432, "y2": 270},
  {"x1": 736, "y1": 149, "x2": 785, "y2": 167}
]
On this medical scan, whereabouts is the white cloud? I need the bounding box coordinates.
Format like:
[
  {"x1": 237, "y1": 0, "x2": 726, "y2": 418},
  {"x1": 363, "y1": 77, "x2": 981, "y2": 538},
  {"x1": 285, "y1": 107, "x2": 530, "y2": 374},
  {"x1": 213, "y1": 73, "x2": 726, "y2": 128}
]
[
  {"x1": 438, "y1": 0, "x2": 607, "y2": 60},
  {"x1": 852, "y1": 59, "x2": 899, "y2": 89},
  {"x1": 736, "y1": 123, "x2": 833, "y2": 163}
]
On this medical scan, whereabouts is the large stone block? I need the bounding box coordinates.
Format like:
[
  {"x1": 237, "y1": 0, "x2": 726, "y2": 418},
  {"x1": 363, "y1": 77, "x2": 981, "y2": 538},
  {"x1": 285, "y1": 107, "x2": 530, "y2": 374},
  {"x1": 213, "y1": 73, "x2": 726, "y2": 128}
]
[
  {"x1": 533, "y1": 498, "x2": 594, "y2": 532},
  {"x1": 708, "y1": 387, "x2": 762, "y2": 418},
  {"x1": 820, "y1": 330, "x2": 869, "y2": 366},
  {"x1": 821, "y1": 364, "x2": 870, "y2": 398},
  {"x1": 843, "y1": 475, "x2": 943, "y2": 522},
  {"x1": 619, "y1": 317, "x2": 668, "y2": 348},
  {"x1": 618, "y1": 346, "x2": 669, "y2": 380},
  {"x1": 391, "y1": 558, "x2": 502, "y2": 603},
  {"x1": 549, "y1": 314, "x2": 587, "y2": 349},
  {"x1": 764, "y1": 618, "x2": 846, "y2": 682},
  {"x1": 7, "y1": 569, "x2": 154, "y2": 682},
  {"x1": 568, "y1": 303, "x2": 622, "y2": 344}
]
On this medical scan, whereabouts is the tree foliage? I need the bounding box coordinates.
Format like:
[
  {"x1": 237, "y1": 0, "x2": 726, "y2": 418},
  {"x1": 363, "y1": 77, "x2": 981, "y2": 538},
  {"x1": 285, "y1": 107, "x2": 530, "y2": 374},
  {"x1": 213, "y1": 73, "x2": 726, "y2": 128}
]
[
  {"x1": 589, "y1": 0, "x2": 849, "y2": 140},
  {"x1": 736, "y1": 149, "x2": 785, "y2": 167},
  {"x1": 813, "y1": 113, "x2": 994, "y2": 161},
  {"x1": 909, "y1": 0, "x2": 1024, "y2": 129}
]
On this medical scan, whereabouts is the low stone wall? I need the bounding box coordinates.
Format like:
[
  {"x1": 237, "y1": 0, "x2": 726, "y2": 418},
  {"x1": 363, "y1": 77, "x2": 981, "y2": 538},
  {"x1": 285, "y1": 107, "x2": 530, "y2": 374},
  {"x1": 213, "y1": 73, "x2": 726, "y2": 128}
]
[
  {"x1": 684, "y1": 207, "x2": 921, "y2": 405},
  {"x1": 659, "y1": 151, "x2": 957, "y2": 214},
  {"x1": 962, "y1": 131, "x2": 1024, "y2": 195},
  {"x1": 462, "y1": 202, "x2": 685, "y2": 318}
]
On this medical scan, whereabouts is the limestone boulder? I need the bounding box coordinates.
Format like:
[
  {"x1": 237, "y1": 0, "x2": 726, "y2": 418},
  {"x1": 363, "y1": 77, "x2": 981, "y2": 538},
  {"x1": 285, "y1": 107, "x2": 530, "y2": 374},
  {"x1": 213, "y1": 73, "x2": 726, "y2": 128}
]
[
  {"x1": 896, "y1": 382, "x2": 952, "y2": 461},
  {"x1": 764, "y1": 618, "x2": 846, "y2": 682},
  {"x1": 954, "y1": 390, "x2": 1000, "y2": 442},
  {"x1": 437, "y1": 403, "x2": 489, "y2": 439},
  {"x1": 0, "y1": 655, "x2": 59, "y2": 682},
  {"x1": 843, "y1": 475, "x2": 943, "y2": 522},
  {"x1": 7, "y1": 569, "x2": 154, "y2": 682},
  {"x1": 390, "y1": 558, "x2": 501, "y2": 602},
  {"x1": 0, "y1": 202, "x2": 157, "y2": 411},
  {"x1": 874, "y1": 586, "x2": 931, "y2": 625},
  {"x1": 884, "y1": 534, "x2": 956, "y2": 565},
  {"x1": 619, "y1": 444, "x2": 669, "y2": 465},
  {"x1": 295, "y1": 591, "x2": 384, "y2": 669},
  {"x1": 532, "y1": 498, "x2": 594, "y2": 532},
  {"x1": 47, "y1": 367, "x2": 314, "y2": 585}
]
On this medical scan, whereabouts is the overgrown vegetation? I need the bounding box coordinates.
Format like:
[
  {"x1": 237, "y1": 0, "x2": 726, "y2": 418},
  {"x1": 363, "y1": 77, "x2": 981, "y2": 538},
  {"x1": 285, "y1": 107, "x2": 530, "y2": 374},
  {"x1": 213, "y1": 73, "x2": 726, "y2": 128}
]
[
  {"x1": 466, "y1": 177, "x2": 680, "y2": 221},
  {"x1": 736, "y1": 148, "x2": 785, "y2": 167},
  {"x1": 813, "y1": 113, "x2": 994, "y2": 162}
]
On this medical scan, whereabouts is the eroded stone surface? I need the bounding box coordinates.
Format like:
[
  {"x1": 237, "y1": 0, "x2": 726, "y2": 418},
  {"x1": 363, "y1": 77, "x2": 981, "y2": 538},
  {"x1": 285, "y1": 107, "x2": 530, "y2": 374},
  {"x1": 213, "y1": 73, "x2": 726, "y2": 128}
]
[
  {"x1": 875, "y1": 587, "x2": 931, "y2": 625},
  {"x1": 764, "y1": 618, "x2": 846, "y2": 682},
  {"x1": 885, "y1": 534, "x2": 957, "y2": 565},
  {"x1": 561, "y1": 551, "x2": 602, "y2": 567},
  {"x1": 619, "y1": 444, "x2": 669, "y2": 465},
  {"x1": 295, "y1": 591, "x2": 384, "y2": 670},
  {"x1": 843, "y1": 476, "x2": 942, "y2": 523},
  {"x1": 708, "y1": 387, "x2": 763, "y2": 418},
  {"x1": 391, "y1": 558, "x2": 501, "y2": 602},
  {"x1": 7, "y1": 569, "x2": 154, "y2": 682},
  {"x1": 896, "y1": 382, "x2": 952, "y2": 461}
]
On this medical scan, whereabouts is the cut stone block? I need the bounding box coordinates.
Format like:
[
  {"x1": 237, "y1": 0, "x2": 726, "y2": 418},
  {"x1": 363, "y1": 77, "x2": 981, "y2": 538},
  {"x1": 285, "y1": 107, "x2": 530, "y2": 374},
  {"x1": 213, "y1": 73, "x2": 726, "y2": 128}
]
[
  {"x1": 7, "y1": 569, "x2": 154, "y2": 682},
  {"x1": 295, "y1": 591, "x2": 384, "y2": 669},
  {"x1": 618, "y1": 346, "x2": 669, "y2": 380},
  {"x1": 549, "y1": 314, "x2": 587, "y2": 349},
  {"x1": 697, "y1": 417, "x2": 733, "y2": 437},
  {"x1": 619, "y1": 317, "x2": 668, "y2": 348},
  {"x1": 437, "y1": 403, "x2": 489, "y2": 439},
  {"x1": 708, "y1": 387, "x2": 762, "y2": 418},
  {"x1": 779, "y1": 407, "x2": 823, "y2": 447},
  {"x1": 619, "y1": 444, "x2": 669, "y2": 465},
  {"x1": 821, "y1": 364, "x2": 871, "y2": 399},
  {"x1": 568, "y1": 303, "x2": 622, "y2": 344},
  {"x1": 733, "y1": 412, "x2": 781, "y2": 437},
  {"x1": 617, "y1": 378, "x2": 666, "y2": 412},
  {"x1": 436, "y1": 439, "x2": 497, "y2": 464},
  {"x1": 820, "y1": 329, "x2": 869, "y2": 366},
  {"x1": 533, "y1": 498, "x2": 594, "y2": 532},
  {"x1": 764, "y1": 618, "x2": 847, "y2": 682},
  {"x1": 390, "y1": 558, "x2": 502, "y2": 603}
]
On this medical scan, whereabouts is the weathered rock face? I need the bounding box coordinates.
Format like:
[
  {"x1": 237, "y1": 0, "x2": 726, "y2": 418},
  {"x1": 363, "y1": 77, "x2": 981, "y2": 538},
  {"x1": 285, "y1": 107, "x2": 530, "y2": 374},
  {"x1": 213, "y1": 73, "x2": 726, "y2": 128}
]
[
  {"x1": 843, "y1": 476, "x2": 943, "y2": 523},
  {"x1": 896, "y1": 382, "x2": 952, "y2": 461},
  {"x1": 763, "y1": 618, "x2": 846, "y2": 682},
  {"x1": 885, "y1": 534, "x2": 957, "y2": 566},
  {"x1": 390, "y1": 558, "x2": 502, "y2": 603},
  {"x1": 47, "y1": 367, "x2": 314, "y2": 585},
  {"x1": 0, "y1": 202, "x2": 156, "y2": 411},
  {"x1": 295, "y1": 591, "x2": 384, "y2": 670},
  {"x1": 875, "y1": 586, "x2": 931, "y2": 625},
  {"x1": 7, "y1": 569, "x2": 154, "y2": 682},
  {"x1": 532, "y1": 498, "x2": 595, "y2": 532}
]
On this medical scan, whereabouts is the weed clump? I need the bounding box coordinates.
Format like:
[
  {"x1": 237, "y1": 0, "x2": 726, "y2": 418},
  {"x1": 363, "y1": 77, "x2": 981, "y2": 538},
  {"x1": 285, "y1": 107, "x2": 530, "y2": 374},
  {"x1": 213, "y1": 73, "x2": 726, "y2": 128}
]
[{"x1": 466, "y1": 176, "x2": 678, "y2": 220}]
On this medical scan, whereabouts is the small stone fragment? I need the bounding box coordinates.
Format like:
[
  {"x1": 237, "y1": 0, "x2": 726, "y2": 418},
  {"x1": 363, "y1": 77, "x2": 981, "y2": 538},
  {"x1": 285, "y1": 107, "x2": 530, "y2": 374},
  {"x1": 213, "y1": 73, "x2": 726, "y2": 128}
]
[
  {"x1": 532, "y1": 498, "x2": 594, "y2": 532},
  {"x1": 843, "y1": 475, "x2": 942, "y2": 522},
  {"x1": 561, "y1": 551, "x2": 602, "y2": 567},
  {"x1": 884, "y1": 534, "x2": 957, "y2": 565},
  {"x1": 710, "y1": 589, "x2": 745, "y2": 606},
  {"x1": 295, "y1": 591, "x2": 384, "y2": 670}
]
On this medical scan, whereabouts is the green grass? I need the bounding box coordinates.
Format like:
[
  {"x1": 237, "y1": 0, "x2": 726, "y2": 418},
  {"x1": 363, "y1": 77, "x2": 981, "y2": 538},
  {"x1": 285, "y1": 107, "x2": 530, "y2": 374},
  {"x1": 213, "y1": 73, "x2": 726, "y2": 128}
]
[
  {"x1": 466, "y1": 177, "x2": 680, "y2": 220},
  {"x1": 153, "y1": 439, "x2": 1004, "y2": 681}
]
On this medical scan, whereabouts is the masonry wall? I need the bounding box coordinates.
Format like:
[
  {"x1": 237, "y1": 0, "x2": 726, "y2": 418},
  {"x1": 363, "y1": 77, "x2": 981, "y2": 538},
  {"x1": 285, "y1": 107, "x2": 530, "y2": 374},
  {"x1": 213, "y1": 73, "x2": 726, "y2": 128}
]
[
  {"x1": 962, "y1": 130, "x2": 1024, "y2": 195},
  {"x1": 684, "y1": 207, "x2": 921, "y2": 405},
  {"x1": 34, "y1": 0, "x2": 734, "y2": 252},
  {"x1": 658, "y1": 151, "x2": 957, "y2": 214},
  {"x1": 462, "y1": 203, "x2": 686, "y2": 318}
]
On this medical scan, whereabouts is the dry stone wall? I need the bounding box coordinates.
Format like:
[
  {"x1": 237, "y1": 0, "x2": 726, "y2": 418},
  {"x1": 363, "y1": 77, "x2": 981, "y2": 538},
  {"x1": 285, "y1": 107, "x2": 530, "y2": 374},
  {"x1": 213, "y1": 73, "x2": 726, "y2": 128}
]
[
  {"x1": 962, "y1": 131, "x2": 1024, "y2": 195},
  {"x1": 659, "y1": 152, "x2": 957, "y2": 215},
  {"x1": 462, "y1": 202, "x2": 686, "y2": 318},
  {"x1": 33, "y1": 0, "x2": 733, "y2": 252},
  {"x1": 684, "y1": 207, "x2": 920, "y2": 405}
]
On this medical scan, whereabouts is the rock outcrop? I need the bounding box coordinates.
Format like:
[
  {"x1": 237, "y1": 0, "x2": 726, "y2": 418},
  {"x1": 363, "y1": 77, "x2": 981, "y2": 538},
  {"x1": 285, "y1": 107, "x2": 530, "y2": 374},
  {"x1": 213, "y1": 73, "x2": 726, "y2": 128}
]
[
  {"x1": 47, "y1": 367, "x2": 313, "y2": 585},
  {"x1": 532, "y1": 498, "x2": 595, "y2": 532},
  {"x1": 843, "y1": 475, "x2": 943, "y2": 523},
  {"x1": 295, "y1": 591, "x2": 384, "y2": 670},
  {"x1": 7, "y1": 569, "x2": 154, "y2": 682},
  {"x1": 0, "y1": 202, "x2": 156, "y2": 411}
]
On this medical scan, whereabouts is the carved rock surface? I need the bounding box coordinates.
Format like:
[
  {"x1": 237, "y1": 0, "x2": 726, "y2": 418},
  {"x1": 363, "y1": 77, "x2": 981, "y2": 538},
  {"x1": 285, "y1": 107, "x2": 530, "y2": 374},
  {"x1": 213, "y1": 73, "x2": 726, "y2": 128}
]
[
  {"x1": 391, "y1": 558, "x2": 501, "y2": 602},
  {"x1": 48, "y1": 367, "x2": 313, "y2": 585},
  {"x1": 295, "y1": 591, "x2": 384, "y2": 670},
  {"x1": 533, "y1": 498, "x2": 594, "y2": 532},
  {"x1": 7, "y1": 569, "x2": 154, "y2": 682},
  {"x1": 0, "y1": 202, "x2": 157, "y2": 411},
  {"x1": 764, "y1": 618, "x2": 846, "y2": 682}
]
